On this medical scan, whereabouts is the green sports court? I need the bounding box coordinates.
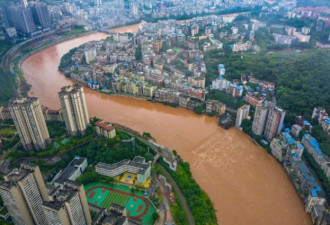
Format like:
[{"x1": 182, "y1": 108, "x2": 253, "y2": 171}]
[{"x1": 85, "y1": 182, "x2": 156, "y2": 225}]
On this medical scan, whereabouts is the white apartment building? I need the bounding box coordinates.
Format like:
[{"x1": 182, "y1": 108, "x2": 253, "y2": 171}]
[
  {"x1": 58, "y1": 85, "x2": 90, "y2": 136},
  {"x1": 236, "y1": 104, "x2": 250, "y2": 127}
]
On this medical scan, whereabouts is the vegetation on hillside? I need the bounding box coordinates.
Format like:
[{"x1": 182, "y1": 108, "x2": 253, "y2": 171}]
[
  {"x1": 204, "y1": 49, "x2": 330, "y2": 125},
  {"x1": 0, "y1": 68, "x2": 16, "y2": 106},
  {"x1": 160, "y1": 157, "x2": 217, "y2": 225},
  {"x1": 58, "y1": 47, "x2": 78, "y2": 71}
]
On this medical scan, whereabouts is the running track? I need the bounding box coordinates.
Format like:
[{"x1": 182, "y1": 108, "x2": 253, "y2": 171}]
[{"x1": 86, "y1": 186, "x2": 149, "y2": 220}]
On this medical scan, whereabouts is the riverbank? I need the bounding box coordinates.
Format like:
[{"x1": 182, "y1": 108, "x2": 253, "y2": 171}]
[{"x1": 19, "y1": 22, "x2": 313, "y2": 225}]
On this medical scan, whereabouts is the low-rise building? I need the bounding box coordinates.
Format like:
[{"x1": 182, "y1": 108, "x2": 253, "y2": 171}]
[
  {"x1": 231, "y1": 41, "x2": 252, "y2": 52},
  {"x1": 244, "y1": 92, "x2": 266, "y2": 107},
  {"x1": 293, "y1": 31, "x2": 311, "y2": 43},
  {"x1": 95, "y1": 120, "x2": 116, "y2": 139},
  {"x1": 43, "y1": 107, "x2": 63, "y2": 122},
  {"x1": 211, "y1": 77, "x2": 231, "y2": 92},
  {"x1": 218, "y1": 64, "x2": 225, "y2": 76},
  {"x1": 91, "y1": 204, "x2": 128, "y2": 225},
  {"x1": 154, "y1": 89, "x2": 180, "y2": 104},
  {"x1": 284, "y1": 155, "x2": 326, "y2": 217},
  {"x1": 229, "y1": 84, "x2": 243, "y2": 97},
  {"x1": 302, "y1": 134, "x2": 330, "y2": 180},
  {"x1": 188, "y1": 77, "x2": 205, "y2": 88},
  {"x1": 206, "y1": 100, "x2": 226, "y2": 116},
  {"x1": 0, "y1": 107, "x2": 11, "y2": 121},
  {"x1": 273, "y1": 33, "x2": 296, "y2": 45},
  {"x1": 142, "y1": 85, "x2": 156, "y2": 98},
  {"x1": 96, "y1": 156, "x2": 151, "y2": 184},
  {"x1": 270, "y1": 138, "x2": 287, "y2": 162},
  {"x1": 53, "y1": 156, "x2": 88, "y2": 187}
]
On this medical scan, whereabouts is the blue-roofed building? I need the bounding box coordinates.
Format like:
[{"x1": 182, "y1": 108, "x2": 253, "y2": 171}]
[
  {"x1": 229, "y1": 84, "x2": 243, "y2": 97},
  {"x1": 306, "y1": 185, "x2": 326, "y2": 213},
  {"x1": 302, "y1": 134, "x2": 330, "y2": 186},
  {"x1": 218, "y1": 64, "x2": 225, "y2": 76},
  {"x1": 281, "y1": 132, "x2": 295, "y2": 145},
  {"x1": 284, "y1": 155, "x2": 326, "y2": 214}
]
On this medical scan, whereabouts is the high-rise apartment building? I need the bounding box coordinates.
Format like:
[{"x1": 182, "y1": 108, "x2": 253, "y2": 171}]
[
  {"x1": 252, "y1": 102, "x2": 269, "y2": 136},
  {"x1": 84, "y1": 48, "x2": 97, "y2": 64},
  {"x1": 9, "y1": 97, "x2": 50, "y2": 150},
  {"x1": 236, "y1": 104, "x2": 250, "y2": 127},
  {"x1": 58, "y1": 85, "x2": 90, "y2": 135},
  {"x1": 264, "y1": 106, "x2": 286, "y2": 142},
  {"x1": 31, "y1": 3, "x2": 51, "y2": 28},
  {"x1": 5, "y1": 6, "x2": 36, "y2": 34},
  {"x1": 42, "y1": 181, "x2": 92, "y2": 225},
  {"x1": 0, "y1": 163, "x2": 50, "y2": 225}
]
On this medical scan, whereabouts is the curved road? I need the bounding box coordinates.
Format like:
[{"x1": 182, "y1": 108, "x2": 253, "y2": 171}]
[{"x1": 158, "y1": 163, "x2": 195, "y2": 225}]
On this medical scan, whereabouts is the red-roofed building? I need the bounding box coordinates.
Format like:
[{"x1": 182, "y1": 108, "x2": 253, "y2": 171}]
[
  {"x1": 95, "y1": 120, "x2": 116, "y2": 139},
  {"x1": 244, "y1": 93, "x2": 266, "y2": 107}
]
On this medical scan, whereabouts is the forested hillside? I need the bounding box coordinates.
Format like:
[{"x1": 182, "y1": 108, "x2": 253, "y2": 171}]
[{"x1": 205, "y1": 49, "x2": 330, "y2": 124}]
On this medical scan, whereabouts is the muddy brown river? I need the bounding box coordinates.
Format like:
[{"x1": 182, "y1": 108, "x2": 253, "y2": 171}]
[{"x1": 21, "y1": 22, "x2": 312, "y2": 225}]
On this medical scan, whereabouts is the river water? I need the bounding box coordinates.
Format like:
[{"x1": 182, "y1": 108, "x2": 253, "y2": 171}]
[{"x1": 21, "y1": 22, "x2": 312, "y2": 225}]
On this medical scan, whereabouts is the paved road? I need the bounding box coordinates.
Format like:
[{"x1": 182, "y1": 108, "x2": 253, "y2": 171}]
[
  {"x1": 158, "y1": 163, "x2": 195, "y2": 225},
  {"x1": 13, "y1": 138, "x2": 94, "y2": 165}
]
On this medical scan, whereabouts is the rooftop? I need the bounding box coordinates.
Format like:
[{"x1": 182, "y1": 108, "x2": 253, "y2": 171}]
[
  {"x1": 303, "y1": 134, "x2": 323, "y2": 155},
  {"x1": 96, "y1": 156, "x2": 150, "y2": 175},
  {"x1": 95, "y1": 120, "x2": 115, "y2": 132},
  {"x1": 55, "y1": 157, "x2": 87, "y2": 185}
]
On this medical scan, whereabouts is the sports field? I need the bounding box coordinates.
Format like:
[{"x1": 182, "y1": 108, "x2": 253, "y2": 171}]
[{"x1": 85, "y1": 182, "x2": 156, "y2": 225}]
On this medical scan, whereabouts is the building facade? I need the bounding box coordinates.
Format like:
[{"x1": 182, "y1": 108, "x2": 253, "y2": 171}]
[
  {"x1": 31, "y1": 3, "x2": 51, "y2": 28},
  {"x1": 95, "y1": 120, "x2": 117, "y2": 139},
  {"x1": 236, "y1": 104, "x2": 250, "y2": 127},
  {"x1": 53, "y1": 156, "x2": 88, "y2": 187},
  {"x1": 5, "y1": 6, "x2": 36, "y2": 35},
  {"x1": 9, "y1": 97, "x2": 51, "y2": 150},
  {"x1": 42, "y1": 181, "x2": 92, "y2": 225},
  {"x1": 96, "y1": 156, "x2": 151, "y2": 184},
  {"x1": 263, "y1": 106, "x2": 286, "y2": 142},
  {"x1": 58, "y1": 85, "x2": 90, "y2": 136},
  {"x1": 0, "y1": 163, "x2": 50, "y2": 225},
  {"x1": 252, "y1": 103, "x2": 269, "y2": 136}
]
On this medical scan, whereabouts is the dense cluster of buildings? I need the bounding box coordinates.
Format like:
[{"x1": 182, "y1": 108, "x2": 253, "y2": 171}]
[
  {"x1": 65, "y1": 15, "x2": 264, "y2": 107},
  {"x1": 269, "y1": 129, "x2": 330, "y2": 224},
  {"x1": 38, "y1": 0, "x2": 264, "y2": 32},
  {"x1": 2, "y1": 1, "x2": 51, "y2": 38}
]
